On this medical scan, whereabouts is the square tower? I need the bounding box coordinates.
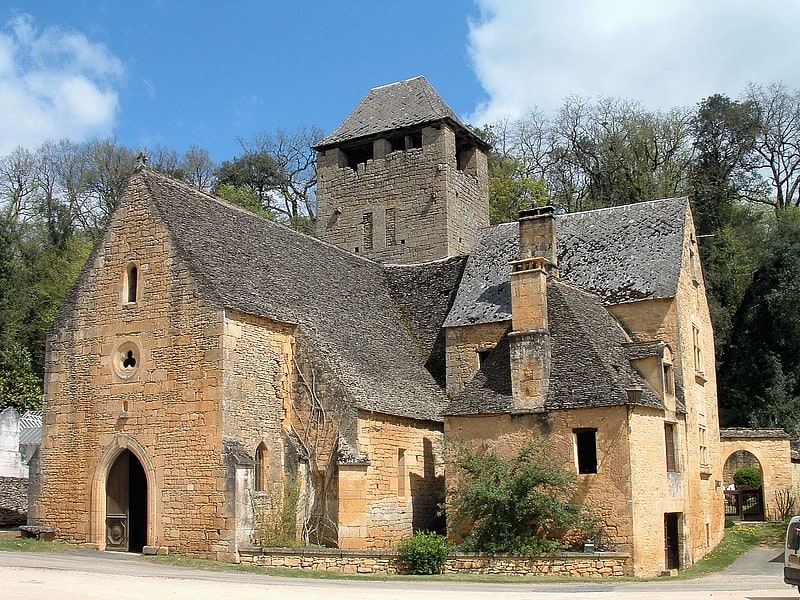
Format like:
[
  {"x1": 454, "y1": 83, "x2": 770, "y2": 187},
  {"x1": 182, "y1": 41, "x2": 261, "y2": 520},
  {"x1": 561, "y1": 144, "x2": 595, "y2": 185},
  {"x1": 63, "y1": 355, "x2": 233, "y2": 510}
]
[{"x1": 314, "y1": 77, "x2": 490, "y2": 264}]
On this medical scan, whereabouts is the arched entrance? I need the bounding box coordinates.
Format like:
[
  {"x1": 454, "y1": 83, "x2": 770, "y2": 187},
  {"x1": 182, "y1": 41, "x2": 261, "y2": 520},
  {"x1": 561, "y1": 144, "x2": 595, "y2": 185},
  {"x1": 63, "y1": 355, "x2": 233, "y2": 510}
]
[
  {"x1": 723, "y1": 450, "x2": 764, "y2": 521},
  {"x1": 106, "y1": 449, "x2": 148, "y2": 552}
]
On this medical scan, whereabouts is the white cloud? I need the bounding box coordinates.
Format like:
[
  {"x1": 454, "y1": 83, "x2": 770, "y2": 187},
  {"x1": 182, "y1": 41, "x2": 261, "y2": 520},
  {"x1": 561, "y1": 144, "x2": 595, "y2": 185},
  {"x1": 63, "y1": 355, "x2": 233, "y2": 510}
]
[
  {"x1": 0, "y1": 14, "x2": 124, "y2": 155},
  {"x1": 468, "y1": 0, "x2": 800, "y2": 125}
]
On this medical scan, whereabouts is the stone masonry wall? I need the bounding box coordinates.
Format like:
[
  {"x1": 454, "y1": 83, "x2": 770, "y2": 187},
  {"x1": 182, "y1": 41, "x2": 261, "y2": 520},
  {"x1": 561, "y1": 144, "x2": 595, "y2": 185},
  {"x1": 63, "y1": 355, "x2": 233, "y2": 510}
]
[
  {"x1": 341, "y1": 412, "x2": 444, "y2": 549},
  {"x1": 38, "y1": 184, "x2": 229, "y2": 557},
  {"x1": 316, "y1": 124, "x2": 488, "y2": 264},
  {"x1": 445, "y1": 321, "x2": 509, "y2": 395},
  {"x1": 239, "y1": 547, "x2": 632, "y2": 577},
  {"x1": 445, "y1": 408, "x2": 635, "y2": 557},
  {"x1": 0, "y1": 476, "x2": 27, "y2": 526}
]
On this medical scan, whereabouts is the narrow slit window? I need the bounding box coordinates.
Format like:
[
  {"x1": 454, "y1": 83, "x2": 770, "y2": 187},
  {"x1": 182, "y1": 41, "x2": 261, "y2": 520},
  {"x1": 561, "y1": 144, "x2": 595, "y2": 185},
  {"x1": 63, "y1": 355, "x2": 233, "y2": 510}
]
[
  {"x1": 255, "y1": 443, "x2": 268, "y2": 492},
  {"x1": 665, "y1": 423, "x2": 678, "y2": 472},
  {"x1": 125, "y1": 264, "x2": 138, "y2": 304},
  {"x1": 397, "y1": 449, "x2": 406, "y2": 497}
]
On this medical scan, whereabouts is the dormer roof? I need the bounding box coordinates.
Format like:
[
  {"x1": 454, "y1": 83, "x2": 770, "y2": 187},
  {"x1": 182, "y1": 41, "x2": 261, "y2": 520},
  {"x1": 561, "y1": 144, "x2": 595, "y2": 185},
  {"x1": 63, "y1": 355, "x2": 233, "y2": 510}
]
[{"x1": 314, "y1": 76, "x2": 489, "y2": 151}]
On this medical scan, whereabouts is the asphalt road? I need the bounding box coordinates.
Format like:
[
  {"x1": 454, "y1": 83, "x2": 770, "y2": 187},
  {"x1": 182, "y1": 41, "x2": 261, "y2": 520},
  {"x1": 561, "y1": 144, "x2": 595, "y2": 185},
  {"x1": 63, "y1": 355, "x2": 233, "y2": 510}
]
[{"x1": 0, "y1": 546, "x2": 797, "y2": 599}]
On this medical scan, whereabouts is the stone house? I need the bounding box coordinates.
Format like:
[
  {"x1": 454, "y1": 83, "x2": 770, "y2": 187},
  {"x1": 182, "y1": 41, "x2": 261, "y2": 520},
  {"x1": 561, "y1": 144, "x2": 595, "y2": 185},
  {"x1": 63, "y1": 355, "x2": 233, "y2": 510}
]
[{"x1": 34, "y1": 76, "x2": 723, "y2": 577}]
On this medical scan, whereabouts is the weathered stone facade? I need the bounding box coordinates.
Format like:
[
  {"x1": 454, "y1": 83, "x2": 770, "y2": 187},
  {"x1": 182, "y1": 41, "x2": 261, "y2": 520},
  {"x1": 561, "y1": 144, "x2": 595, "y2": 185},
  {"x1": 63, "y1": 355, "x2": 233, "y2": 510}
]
[
  {"x1": 0, "y1": 476, "x2": 27, "y2": 526},
  {"x1": 36, "y1": 76, "x2": 728, "y2": 580}
]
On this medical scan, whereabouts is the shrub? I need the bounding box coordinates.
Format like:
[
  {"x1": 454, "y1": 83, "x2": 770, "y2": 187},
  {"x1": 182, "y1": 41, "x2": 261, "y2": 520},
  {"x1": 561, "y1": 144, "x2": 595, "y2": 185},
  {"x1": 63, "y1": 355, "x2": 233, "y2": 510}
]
[
  {"x1": 253, "y1": 478, "x2": 302, "y2": 547},
  {"x1": 445, "y1": 440, "x2": 597, "y2": 555},
  {"x1": 733, "y1": 467, "x2": 762, "y2": 488},
  {"x1": 396, "y1": 531, "x2": 450, "y2": 575}
]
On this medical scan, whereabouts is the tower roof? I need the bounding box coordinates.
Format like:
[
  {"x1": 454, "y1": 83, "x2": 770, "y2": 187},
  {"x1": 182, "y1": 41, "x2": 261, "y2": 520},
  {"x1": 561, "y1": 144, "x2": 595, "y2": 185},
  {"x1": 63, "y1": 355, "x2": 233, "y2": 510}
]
[{"x1": 314, "y1": 76, "x2": 489, "y2": 150}]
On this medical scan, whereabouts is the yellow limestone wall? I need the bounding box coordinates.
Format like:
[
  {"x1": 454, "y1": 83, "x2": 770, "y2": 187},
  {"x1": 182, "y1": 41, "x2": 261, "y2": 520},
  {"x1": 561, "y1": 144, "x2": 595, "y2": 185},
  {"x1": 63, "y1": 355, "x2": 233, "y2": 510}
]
[{"x1": 337, "y1": 412, "x2": 444, "y2": 549}]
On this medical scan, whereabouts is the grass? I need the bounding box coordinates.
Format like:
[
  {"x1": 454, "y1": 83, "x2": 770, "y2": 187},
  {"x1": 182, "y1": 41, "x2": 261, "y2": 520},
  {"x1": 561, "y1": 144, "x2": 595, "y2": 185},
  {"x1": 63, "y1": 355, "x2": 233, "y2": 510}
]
[
  {"x1": 0, "y1": 520, "x2": 787, "y2": 583},
  {"x1": 674, "y1": 519, "x2": 787, "y2": 580}
]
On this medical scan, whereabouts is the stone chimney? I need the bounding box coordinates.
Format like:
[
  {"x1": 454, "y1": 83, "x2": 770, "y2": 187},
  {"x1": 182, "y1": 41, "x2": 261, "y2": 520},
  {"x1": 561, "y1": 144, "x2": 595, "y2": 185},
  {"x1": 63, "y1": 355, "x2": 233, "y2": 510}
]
[{"x1": 509, "y1": 207, "x2": 557, "y2": 412}]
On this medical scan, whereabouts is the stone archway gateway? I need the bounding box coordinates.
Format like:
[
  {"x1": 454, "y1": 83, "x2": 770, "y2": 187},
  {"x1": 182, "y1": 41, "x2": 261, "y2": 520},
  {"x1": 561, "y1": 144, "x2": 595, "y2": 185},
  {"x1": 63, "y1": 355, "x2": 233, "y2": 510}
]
[{"x1": 106, "y1": 449, "x2": 148, "y2": 552}]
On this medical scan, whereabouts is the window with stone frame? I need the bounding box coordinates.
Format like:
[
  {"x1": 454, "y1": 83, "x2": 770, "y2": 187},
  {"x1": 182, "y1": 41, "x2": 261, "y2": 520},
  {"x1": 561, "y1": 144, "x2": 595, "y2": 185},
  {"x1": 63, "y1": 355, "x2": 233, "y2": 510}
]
[
  {"x1": 692, "y1": 325, "x2": 703, "y2": 373},
  {"x1": 699, "y1": 425, "x2": 708, "y2": 468},
  {"x1": 662, "y1": 347, "x2": 675, "y2": 397},
  {"x1": 665, "y1": 423, "x2": 678, "y2": 472},
  {"x1": 124, "y1": 263, "x2": 138, "y2": 304},
  {"x1": 255, "y1": 443, "x2": 268, "y2": 492},
  {"x1": 575, "y1": 429, "x2": 598, "y2": 474}
]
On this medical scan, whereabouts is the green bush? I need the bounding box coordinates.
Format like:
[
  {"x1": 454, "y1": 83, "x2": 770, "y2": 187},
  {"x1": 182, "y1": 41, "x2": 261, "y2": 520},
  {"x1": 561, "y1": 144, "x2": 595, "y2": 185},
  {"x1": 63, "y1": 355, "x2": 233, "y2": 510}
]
[
  {"x1": 446, "y1": 441, "x2": 597, "y2": 555},
  {"x1": 733, "y1": 467, "x2": 762, "y2": 488},
  {"x1": 396, "y1": 531, "x2": 450, "y2": 575}
]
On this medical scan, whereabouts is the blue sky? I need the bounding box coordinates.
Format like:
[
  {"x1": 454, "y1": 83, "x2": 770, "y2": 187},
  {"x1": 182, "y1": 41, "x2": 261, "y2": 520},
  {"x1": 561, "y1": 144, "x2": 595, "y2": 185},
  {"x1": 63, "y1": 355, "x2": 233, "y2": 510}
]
[{"x1": 2, "y1": 1, "x2": 800, "y2": 161}]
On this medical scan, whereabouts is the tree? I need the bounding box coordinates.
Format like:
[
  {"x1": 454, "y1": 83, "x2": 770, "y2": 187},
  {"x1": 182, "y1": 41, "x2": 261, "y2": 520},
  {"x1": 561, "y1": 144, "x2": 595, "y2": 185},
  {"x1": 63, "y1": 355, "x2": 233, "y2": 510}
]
[
  {"x1": 225, "y1": 126, "x2": 322, "y2": 231},
  {"x1": 551, "y1": 96, "x2": 693, "y2": 211},
  {"x1": 718, "y1": 209, "x2": 800, "y2": 436},
  {"x1": 0, "y1": 345, "x2": 42, "y2": 411},
  {"x1": 445, "y1": 441, "x2": 596, "y2": 554},
  {"x1": 689, "y1": 94, "x2": 768, "y2": 355},
  {"x1": 744, "y1": 83, "x2": 800, "y2": 211},
  {"x1": 488, "y1": 156, "x2": 548, "y2": 224}
]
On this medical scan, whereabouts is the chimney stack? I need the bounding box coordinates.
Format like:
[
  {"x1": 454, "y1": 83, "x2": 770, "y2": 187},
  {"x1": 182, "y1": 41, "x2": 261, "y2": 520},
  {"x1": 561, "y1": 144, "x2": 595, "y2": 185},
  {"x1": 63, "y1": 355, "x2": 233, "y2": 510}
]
[{"x1": 508, "y1": 206, "x2": 557, "y2": 412}]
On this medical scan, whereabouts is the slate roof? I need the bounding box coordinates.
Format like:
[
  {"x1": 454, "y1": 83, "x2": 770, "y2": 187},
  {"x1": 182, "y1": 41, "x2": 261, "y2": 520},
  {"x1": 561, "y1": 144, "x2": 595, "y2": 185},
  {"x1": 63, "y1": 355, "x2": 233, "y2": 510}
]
[
  {"x1": 719, "y1": 428, "x2": 790, "y2": 439},
  {"x1": 447, "y1": 280, "x2": 664, "y2": 415},
  {"x1": 443, "y1": 198, "x2": 689, "y2": 328},
  {"x1": 314, "y1": 76, "x2": 489, "y2": 150},
  {"x1": 66, "y1": 168, "x2": 448, "y2": 423}
]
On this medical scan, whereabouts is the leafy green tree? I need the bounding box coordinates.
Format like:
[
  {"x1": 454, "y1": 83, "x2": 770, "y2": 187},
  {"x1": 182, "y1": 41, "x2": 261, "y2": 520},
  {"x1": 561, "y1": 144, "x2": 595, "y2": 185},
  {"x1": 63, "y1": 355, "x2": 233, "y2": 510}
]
[
  {"x1": 488, "y1": 155, "x2": 548, "y2": 224},
  {"x1": 445, "y1": 441, "x2": 596, "y2": 554},
  {"x1": 215, "y1": 183, "x2": 276, "y2": 220},
  {"x1": 0, "y1": 344, "x2": 42, "y2": 411},
  {"x1": 718, "y1": 209, "x2": 800, "y2": 435}
]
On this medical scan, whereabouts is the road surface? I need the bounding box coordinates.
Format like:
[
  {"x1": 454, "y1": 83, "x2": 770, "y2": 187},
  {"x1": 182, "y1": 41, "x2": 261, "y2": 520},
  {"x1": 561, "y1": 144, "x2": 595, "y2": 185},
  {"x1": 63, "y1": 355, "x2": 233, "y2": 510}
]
[{"x1": 1, "y1": 546, "x2": 797, "y2": 599}]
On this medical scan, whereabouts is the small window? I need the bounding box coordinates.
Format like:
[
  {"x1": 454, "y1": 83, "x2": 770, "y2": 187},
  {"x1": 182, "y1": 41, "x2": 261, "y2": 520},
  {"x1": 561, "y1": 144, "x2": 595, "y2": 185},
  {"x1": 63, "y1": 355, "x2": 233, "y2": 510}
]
[
  {"x1": 575, "y1": 429, "x2": 598, "y2": 474},
  {"x1": 662, "y1": 348, "x2": 675, "y2": 397},
  {"x1": 124, "y1": 264, "x2": 138, "y2": 304},
  {"x1": 692, "y1": 325, "x2": 703, "y2": 373},
  {"x1": 665, "y1": 423, "x2": 678, "y2": 472},
  {"x1": 699, "y1": 426, "x2": 708, "y2": 467},
  {"x1": 255, "y1": 443, "x2": 268, "y2": 492},
  {"x1": 397, "y1": 449, "x2": 407, "y2": 497}
]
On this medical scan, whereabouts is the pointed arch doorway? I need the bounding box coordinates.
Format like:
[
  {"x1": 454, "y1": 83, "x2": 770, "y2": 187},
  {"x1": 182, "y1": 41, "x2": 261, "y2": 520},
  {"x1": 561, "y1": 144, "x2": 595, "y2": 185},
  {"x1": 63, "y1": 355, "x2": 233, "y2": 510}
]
[{"x1": 106, "y1": 449, "x2": 148, "y2": 552}]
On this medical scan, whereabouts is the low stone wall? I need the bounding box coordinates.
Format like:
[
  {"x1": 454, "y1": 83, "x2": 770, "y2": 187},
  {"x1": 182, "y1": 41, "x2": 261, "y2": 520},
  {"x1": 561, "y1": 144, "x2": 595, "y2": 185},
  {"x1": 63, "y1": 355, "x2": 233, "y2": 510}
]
[
  {"x1": 238, "y1": 547, "x2": 632, "y2": 577},
  {"x1": 0, "y1": 476, "x2": 28, "y2": 526}
]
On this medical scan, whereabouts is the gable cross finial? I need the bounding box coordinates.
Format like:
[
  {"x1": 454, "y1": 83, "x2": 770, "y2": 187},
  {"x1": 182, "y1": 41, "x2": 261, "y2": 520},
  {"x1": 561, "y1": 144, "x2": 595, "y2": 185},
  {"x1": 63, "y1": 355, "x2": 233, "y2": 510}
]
[{"x1": 136, "y1": 151, "x2": 149, "y2": 170}]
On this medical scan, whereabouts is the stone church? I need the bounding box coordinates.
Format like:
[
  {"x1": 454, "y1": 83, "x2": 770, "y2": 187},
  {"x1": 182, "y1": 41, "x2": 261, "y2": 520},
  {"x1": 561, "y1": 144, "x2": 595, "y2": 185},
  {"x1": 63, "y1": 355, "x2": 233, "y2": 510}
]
[{"x1": 32, "y1": 76, "x2": 723, "y2": 577}]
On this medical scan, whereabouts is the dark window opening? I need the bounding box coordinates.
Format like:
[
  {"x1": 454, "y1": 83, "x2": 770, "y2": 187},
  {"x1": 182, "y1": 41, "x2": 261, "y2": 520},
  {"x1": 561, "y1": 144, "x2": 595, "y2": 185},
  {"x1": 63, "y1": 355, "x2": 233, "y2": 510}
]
[
  {"x1": 477, "y1": 348, "x2": 492, "y2": 368},
  {"x1": 575, "y1": 429, "x2": 598, "y2": 474},
  {"x1": 126, "y1": 265, "x2": 138, "y2": 304},
  {"x1": 255, "y1": 444, "x2": 268, "y2": 492},
  {"x1": 122, "y1": 350, "x2": 137, "y2": 369},
  {"x1": 344, "y1": 144, "x2": 372, "y2": 169}
]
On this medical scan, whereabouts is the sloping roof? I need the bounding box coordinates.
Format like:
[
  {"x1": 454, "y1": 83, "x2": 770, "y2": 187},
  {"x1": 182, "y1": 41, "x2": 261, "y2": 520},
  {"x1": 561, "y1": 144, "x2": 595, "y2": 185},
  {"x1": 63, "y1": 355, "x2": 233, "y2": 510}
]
[
  {"x1": 443, "y1": 198, "x2": 689, "y2": 328},
  {"x1": 719, "y1": 428, "x2": 790, "y2": 439},
  {"x1": 78, "y1": 169, "x2": 448, "y2": 423},
  {"x1": 447, "y1": 280, "x2": 664, "y2": 415},
  {"x1": 314, "y1": 76, "x2": 487, "y2": 150}
]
